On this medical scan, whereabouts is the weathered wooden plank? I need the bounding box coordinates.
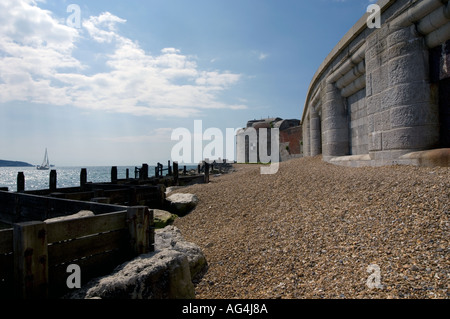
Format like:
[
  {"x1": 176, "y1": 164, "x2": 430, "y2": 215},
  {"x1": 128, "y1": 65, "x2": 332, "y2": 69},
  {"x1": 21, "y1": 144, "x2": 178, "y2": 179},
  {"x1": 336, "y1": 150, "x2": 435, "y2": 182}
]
[
  {"x1": 13, "y1": 221, "x2": 49, "y2": 299},
  {"x1": 45, "y1": 198, "x2": 125, "y2": 220},
  {"x1": 127, "y1": 207, "x2": 154, "y2": 255},
  {"x1": 0, "y1": 229, "x2": 13, "y2": 254},
  {"x1": 0, "y1": 191, "x2": 20, "y2": 221},
  {"x1": 1, "y1": 191, "x2": 127, "y2": 223},
  {"x1": 46, "y1": 210, "x2": 127, "y2": 244},
  {"x1": 104, "y1": 189, "x2": 130, "y2": 204},
  {"x1": 49, "y1": 248, "x2": 130, "y2": 297},
  {"x1": 48, "y1": 229, "x2": 129, "y2": 266},
  {"x1": 57, "y1": 192, "x2": 95, "y2": 201}
]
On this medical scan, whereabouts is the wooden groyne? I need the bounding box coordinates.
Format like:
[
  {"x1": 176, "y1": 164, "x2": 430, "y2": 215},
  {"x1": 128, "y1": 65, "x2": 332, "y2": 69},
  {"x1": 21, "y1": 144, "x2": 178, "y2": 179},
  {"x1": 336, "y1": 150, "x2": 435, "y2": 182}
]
[
  {"x1": 0, "y1": 160, "x2": 231, "y2": 299},
  {"x1": 0, "y1": 206, "x2": 154, "y2": 299}
]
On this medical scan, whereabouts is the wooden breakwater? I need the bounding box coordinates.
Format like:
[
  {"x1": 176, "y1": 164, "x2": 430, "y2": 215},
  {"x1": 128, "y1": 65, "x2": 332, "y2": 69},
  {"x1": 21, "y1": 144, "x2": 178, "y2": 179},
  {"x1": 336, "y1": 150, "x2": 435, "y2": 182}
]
[
  {"x1": 0, "y1": 160, "x2": 226, "y2": 299},
  {"x1": 9, "y1": 161, "x2": 215, "y2": 194},
  {"x1": 0, "y1": 206, "x2": 154, "y2": 299}
]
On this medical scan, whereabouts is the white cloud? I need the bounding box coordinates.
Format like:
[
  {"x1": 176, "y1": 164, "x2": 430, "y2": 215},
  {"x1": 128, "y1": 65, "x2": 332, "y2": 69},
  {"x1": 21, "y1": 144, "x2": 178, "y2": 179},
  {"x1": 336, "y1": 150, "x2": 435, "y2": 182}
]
[
  {"x1": 0, "y1": 0, "x2": 247, "y2": 117},
  {"x1": 258, "y1": 53, "x2": 269, "y2": 60},
  {"x1": 251, "y1": 50, "x2": 269, "y2": 61},
  {"x1": 83, "y1": 12, "x2": 126, "y2": 43},
  {"x1": 100, "y1": 128, "x2": 175, "y2": 143}
]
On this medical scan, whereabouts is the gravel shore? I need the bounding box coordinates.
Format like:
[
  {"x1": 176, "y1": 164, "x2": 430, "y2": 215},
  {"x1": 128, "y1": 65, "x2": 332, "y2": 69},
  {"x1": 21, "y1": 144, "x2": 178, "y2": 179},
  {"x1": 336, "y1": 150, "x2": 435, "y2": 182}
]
[{"x1": 172, "y1": 156, "x2": 449, "y2": 299}]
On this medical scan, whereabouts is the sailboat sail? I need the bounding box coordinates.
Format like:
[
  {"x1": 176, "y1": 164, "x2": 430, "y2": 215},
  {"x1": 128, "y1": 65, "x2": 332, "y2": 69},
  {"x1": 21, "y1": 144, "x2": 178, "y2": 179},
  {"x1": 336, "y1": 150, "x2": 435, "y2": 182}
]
[{"x1": 37, "y1": 148, "x2": 50, "y2": 170}]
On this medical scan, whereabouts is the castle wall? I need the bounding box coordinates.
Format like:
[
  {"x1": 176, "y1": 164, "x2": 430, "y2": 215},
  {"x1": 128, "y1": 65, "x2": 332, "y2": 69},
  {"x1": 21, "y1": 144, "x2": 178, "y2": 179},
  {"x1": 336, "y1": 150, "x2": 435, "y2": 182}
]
[{"x1": 301, "y1": 0, "x2": 450, "y2": 166}]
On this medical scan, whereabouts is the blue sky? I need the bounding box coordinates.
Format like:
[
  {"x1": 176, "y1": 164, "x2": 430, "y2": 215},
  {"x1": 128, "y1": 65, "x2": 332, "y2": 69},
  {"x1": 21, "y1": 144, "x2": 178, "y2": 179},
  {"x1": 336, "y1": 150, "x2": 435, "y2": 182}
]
[{"x1": 0, "y1": 0, "x2": 375, "y2": 166}]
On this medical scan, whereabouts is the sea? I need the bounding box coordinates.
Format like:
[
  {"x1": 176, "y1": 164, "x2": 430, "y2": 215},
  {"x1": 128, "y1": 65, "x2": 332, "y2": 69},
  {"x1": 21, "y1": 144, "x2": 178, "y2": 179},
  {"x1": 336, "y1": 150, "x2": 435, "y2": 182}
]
[
  {"x1": 0, "y1": 166, "x2": 152, "y2": 192},
  {"x1": 0, "y1": 164, "x2": 200, "y2": 192}
]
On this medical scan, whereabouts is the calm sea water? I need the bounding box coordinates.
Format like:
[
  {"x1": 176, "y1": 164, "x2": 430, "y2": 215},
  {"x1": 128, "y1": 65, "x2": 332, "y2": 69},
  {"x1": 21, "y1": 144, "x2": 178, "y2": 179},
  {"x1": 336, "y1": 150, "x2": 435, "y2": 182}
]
[{"x1": 0, "y1": 166, "x2": 147, "y2": 192}]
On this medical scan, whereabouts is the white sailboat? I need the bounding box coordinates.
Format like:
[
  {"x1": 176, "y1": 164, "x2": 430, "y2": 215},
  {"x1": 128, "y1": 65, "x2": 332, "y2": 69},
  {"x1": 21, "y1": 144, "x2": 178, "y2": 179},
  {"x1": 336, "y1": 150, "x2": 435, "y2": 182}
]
[{"x1": 37, "y1": 148, "x2": 50, "y2": 170}]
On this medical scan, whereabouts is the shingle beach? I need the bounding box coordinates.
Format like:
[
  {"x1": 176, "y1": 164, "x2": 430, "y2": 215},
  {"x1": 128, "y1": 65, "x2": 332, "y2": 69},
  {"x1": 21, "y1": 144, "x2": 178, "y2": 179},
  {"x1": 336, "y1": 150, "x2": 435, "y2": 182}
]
[{"x1": 173, "y1": 156, "x2": 449, "y2": 299}]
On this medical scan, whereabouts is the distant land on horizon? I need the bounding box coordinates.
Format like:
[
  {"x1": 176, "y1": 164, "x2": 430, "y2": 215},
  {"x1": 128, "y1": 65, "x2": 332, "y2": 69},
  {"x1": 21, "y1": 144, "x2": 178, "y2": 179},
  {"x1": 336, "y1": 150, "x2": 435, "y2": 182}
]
[{"x1": 0, "y1": 159, "x2": 34, "y2": 167}]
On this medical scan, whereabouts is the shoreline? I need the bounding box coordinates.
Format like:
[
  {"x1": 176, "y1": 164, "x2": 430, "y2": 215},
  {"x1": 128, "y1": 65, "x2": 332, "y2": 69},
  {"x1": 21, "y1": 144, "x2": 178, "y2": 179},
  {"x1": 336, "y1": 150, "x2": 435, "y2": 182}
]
[{"x1": 172, "y1": 156, "x2": 449, "y2": 299}]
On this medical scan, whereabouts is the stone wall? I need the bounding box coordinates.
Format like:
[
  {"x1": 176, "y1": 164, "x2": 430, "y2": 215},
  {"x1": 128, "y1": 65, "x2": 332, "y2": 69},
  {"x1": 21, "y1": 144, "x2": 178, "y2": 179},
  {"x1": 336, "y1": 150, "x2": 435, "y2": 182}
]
[
  {"x1": 301, "y1": 0, "x2": 450, "y2": 166},
  {"x1": 348, "y1": 89, "x2": 368, "y2": 155}
]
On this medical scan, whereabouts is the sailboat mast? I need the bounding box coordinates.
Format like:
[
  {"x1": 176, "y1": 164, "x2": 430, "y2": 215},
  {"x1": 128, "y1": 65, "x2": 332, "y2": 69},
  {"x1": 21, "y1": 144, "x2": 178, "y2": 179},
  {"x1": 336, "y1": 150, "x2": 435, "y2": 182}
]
[{"x1": 45, "y1": 148, "x2": 49, "y2": 166}]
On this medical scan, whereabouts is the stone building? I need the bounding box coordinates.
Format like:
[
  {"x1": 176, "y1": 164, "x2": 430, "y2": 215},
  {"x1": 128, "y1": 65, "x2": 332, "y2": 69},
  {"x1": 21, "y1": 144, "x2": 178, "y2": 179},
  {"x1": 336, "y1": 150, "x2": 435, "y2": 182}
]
[
  {"x1": 236, "y1": 118, "x2": 302, "y2": 163},
  {"x1": 301, "y1": 0, "x2": 450, "y2": 167}
]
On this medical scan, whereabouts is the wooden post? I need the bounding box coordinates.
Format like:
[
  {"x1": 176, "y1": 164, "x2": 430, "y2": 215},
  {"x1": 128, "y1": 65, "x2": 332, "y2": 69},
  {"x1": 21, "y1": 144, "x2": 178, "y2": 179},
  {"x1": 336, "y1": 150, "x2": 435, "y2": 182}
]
[
  {"x1": 142, "y1": 164, "x2": 149, "y2": 180},
  {"x1": 204, "y1": 161, "x2": 210, "y2": 183},
  {"x1": 183, "y1": 166, "x2": 187, "y2": 176},
  {"x1": 49, "y1": 170, "x2": 57, "y2": 192},
  {"x1": 17, "y1": 172, "x2": 25, "y2": 193},
  {"x1": 127, "y1": 207, "x2": 154, "y2": 255},
  {"x1": 155, "y1": 166, "x2": 159, "y2": 178},
  {"x1": 111, "y1": 166, "x2": 118, "y2": 184},
  {"x1": 80, "y1": 168, "x2": 87, "y2": 188},
  {"x1": 126, "y1": 168, "x2": 129, "y2": 180},
  {"x1": 173, "y1": 162, "x2": 179, "y2": 186},
  {"x1": 168, "y1": 161, "x2": 172, "y2": 176},
  {"x1": 14, "y1": 221, "x2": 48, "y2": 299}
]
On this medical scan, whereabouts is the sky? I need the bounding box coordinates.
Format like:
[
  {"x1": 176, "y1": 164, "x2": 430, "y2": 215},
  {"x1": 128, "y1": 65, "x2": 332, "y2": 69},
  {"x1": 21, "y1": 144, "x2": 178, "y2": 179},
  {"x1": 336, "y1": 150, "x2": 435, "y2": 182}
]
[{"x1": 0, "y1": 0, "x2": 377, "y2": 166}]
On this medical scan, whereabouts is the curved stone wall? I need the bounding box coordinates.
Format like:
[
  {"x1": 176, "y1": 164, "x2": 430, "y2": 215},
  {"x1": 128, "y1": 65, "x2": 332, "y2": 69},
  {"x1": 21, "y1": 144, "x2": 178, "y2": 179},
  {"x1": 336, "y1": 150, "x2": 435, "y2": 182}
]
[{"x1": 301, "y1": 0, "x2": 450, "y2": 166}]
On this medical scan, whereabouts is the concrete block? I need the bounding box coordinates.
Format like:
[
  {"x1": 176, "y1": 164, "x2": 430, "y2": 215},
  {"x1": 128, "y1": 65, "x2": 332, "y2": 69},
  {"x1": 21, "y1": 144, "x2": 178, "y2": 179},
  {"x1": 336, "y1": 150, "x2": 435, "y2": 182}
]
[
  {"x1": 366, "y1": 72, "x2": 373, "y2": 97},
  {"x1": 381, "y1": 126, "x2": 440, "y2": 150},
  {"x1": 371, "y1": 149, "x2": 413, "y2": 162},
  {"x1": 365, "y1": 30, "x2": 379, "y2": 49},
  {"x1": 366, "y1": 40, "x2": 387, "y2": 62},
  {"x1": 387, "y1": 37, "x2": 426, "y2": 60},
  {"x1": 324, "y1": 91, "x2": 340, "y2": 105},
  {"x1": 351, "y1": 143, "x2": 369, "y2": 156},
  {"x1": 366, "y1": 93, "x2": 382, "y2": 116},
  {"x1": 367, "y1": 114, "x2": 375, "y2": 132},
  {"x1": 323, "y1": 128, "x2": 349, "y2": 144},
  {"x1": 322, "y1": 142, "x2": 350, "y2": 157},
  {"x1": 322, "y1": 116, "x2": 347, "y2": 131},
  {"x1": 325, "y1": 82, "x2": 338, "y2": 94},
  {"x1": 369, "y1": 131, "x2": 382, "y2": 151},
  {"x1": 381, "y1": 82, "x2": 431, "y2": 109},
  {"x1": 388, "y1": 52, "x2": 429, "y2": 86},
  {"x1": 322, "y1": 101, "x2": 346, "y2": 118},
  {"x1": 310, "y1": 116, "x2": 321, "y2": 130},
  {"x1": 400, "y1": 149, "x2": 450, "y2": 167},
  {"x1": 374, "y1": 110, "x2": 391, "y2": 132},
  {"x1": 387, "y1": 26, "x2": 414, "y2": 47},
  {"x1": 365, "y1": 56, "x2": 382, "y2": 74},
  {"x1": 371, "y1": 64, "x2": 389, "y2": 95},
  {"x1": 390, "y1": 103, "x2": 439, "y2": 129},
  {"x1": 350, "y1": 117, "x2": 367, "y2": 129}
]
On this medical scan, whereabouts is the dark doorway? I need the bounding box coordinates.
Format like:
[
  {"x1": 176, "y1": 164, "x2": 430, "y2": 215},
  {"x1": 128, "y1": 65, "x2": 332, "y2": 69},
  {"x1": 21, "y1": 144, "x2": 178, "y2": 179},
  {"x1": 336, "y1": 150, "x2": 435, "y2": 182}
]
[
  {"x1": 430, "y1": 40, "x2": 450, "y2": 148},
  {"x1": 439, "y1": 77, "x2": 450, "y2": 147}
]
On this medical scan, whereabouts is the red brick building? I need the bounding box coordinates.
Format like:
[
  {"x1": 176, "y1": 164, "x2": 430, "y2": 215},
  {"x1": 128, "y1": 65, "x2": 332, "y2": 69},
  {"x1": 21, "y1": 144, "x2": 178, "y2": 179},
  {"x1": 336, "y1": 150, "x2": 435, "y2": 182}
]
[{"x1": 236, "y1": 118, "x2": 303, "y2": 163}]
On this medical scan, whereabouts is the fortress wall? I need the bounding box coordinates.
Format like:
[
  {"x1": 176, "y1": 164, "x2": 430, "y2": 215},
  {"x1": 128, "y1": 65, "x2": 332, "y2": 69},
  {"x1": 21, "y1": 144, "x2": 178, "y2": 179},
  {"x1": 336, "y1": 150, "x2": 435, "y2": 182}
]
[{"x1": 302, "y1": 0, "x2": 450, "y2": 166}]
